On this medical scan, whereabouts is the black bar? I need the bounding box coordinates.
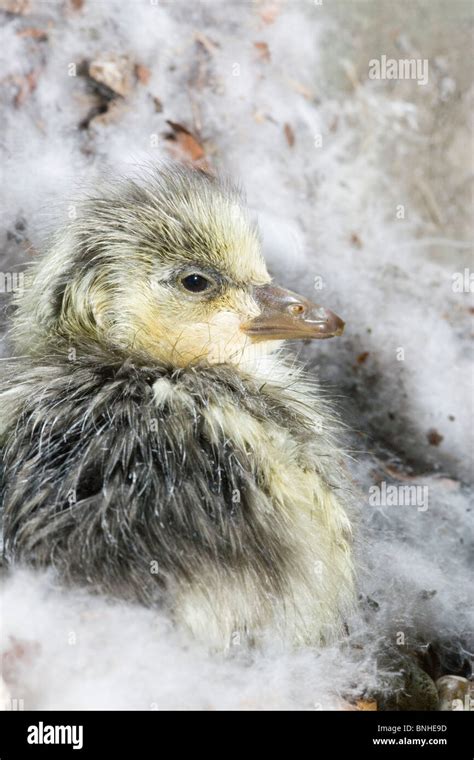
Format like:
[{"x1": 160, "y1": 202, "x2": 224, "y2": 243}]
[{"x1": 0, "y1": 710, "x2": 472, "y2": 758}]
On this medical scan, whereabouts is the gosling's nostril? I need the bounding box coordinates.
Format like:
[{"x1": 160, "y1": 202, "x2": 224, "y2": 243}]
[
  {"x1": 315, "y1": 307, "x2": 329, "y2": 320},
  {"x1": 288, "y1": 302, "x2": 305, "y2": 317}
]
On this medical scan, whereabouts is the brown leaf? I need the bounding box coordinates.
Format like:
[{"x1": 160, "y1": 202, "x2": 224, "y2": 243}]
[
  {"x1": 254, "y1": 41, "x2": 270, "y2": 62},
  {"x1": 284, "y1": 123, "x2": 295, "y2": 147},
  {"x1": 427, "y1": 429, "x2": 444, "y2": 447},
  {"x1": 189, "y1": 47, "x2": 210, "y2": 91},
  {"x1": 259, "y1": 3, "x2": 280, "y2": 24},
  {"x1": 0, "y1": 0, "x2": 31, "y2": 13},
  {"x1": 135, "y1": 64, "x2": 151, "y2": 85},
  {"x1": 70, "y1": 0, "x2": 84, "y2": 8},
  {"x1": 17, "y1": 26, "x2": 48, "y2": 41},
  {"x1": 194, "y1": 31, "x2": 220, "y2": 55},
  {"x1": 152, "y1": 95, "x2": 163, "y2": 113},
  {"x1": 13, "y1": 69, "x2": 38, "y2": 107},
  {"x1": 164, "y1": 120, "x2": 211, "y2": 171},
  {"x1": 355, "y1": 699, "x2": 377, "y2": 711},
  {"x1": 356, "y1": 351, "x2": 370, "y2": 364},
  {"x1": 350, "y1": 232, "x2": 362, "y2": 248},
  {"x1": 286, "y1": 77, "x2": 315, "y2": 101}
]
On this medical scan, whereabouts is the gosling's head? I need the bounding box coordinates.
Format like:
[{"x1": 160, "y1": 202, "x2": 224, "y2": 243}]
[{"x1": 14, "y1": 163, "x2": 344, "y2": 369}]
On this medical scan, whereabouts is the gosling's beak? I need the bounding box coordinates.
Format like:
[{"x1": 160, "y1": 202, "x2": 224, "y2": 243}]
[{"x1": 241, "y1": 284, "x2": 345, "y2": 341}]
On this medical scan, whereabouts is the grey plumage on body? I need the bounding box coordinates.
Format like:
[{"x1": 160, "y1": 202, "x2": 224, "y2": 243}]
[{"x1": 1, "y1": 164, "x2": 354, "y2": 650}]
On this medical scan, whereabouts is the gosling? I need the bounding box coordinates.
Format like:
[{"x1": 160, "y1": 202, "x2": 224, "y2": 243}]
[{"x1": 1, "y1": 164, "x2": 354, "y2": 651}]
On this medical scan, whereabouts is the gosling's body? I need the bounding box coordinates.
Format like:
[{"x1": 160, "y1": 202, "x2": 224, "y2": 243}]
[{"x1": 1, "y1": 165, "x2": 354, "y2": 650}]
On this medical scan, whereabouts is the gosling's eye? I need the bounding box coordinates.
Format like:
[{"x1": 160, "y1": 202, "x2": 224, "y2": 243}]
[{"x1": 181, "y1": 273, "x2": 213, "y2": 293}]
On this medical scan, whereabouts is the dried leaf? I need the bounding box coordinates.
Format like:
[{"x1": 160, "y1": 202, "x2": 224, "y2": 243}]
[
  {"x1": 350, "y1": 232, "x2": 362, "y2": 248},
  {"x1": 17, "y1": 26, "x2": 48, "y2": 41},
  {"x1": 135, "y1": 64, "x2": 151, "y2": 85},
  {"x1": 254, "y1": 41, "x2": 270, "y2": 62},
  {"x1": 427, "y1": 428, "x2": 444, "y2": 446},
  {"x1": 164, "y1": 120, "x2": 210, "y2": 171},
  {"x1": 194, "y1": 31, "x2": 220, "y2": 55},
  {"x1": 13, "y1": 69, "x2": 38, "y2": 107},
  {"x1": 189, "y1": 50, "x2": 210, "y2": 91},
  {"x1": 0, "y1": 0, "x2": 31, "y2": 14},
  {"x1": 89, "y1": 53, "x2": 133, "y2": 98},
  {"x1": 284, "y1": 123, "x2": 295, "y2": 147},
  {"x1": 356, "y1": 699, "x2": 377, "y2": 711},
  {"x1": 152, "y1": 95, "x2": 163, "y2": 113},
  {"x1": 356, "y1": 351, "x2": 370, "y2": 364},
  {"x1": 259, "y1": 3, "x2": 280, "y2": 24},
  {"x1": 286, "y1": 77, "x2": 315, "y2": 101}
]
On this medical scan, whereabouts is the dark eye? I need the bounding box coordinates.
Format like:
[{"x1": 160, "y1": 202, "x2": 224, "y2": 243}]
[{"x1": 181, "y1": 273, "x2": 212, "y2": 293}]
